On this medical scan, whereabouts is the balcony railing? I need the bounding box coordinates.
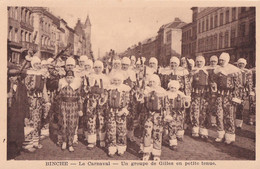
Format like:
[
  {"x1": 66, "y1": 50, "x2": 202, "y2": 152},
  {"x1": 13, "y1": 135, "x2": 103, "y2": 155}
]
[
  {"x1": 8, "y1": 18, "x2": 20, "y2": 28},
  {"x1": 20, "y1": 21, "x2": 34, "y2": 32},
  {"x1": 41, "y1": 45, "x2": 55, "y2": 53},
  {"x1": 21, "y1": 41, "x2": 38, "y2": 51}
]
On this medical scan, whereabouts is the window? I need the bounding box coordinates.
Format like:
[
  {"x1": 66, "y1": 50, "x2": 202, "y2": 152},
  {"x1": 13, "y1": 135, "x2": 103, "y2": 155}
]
[
  {"x1": 29, "y1": 33, "x2": 31, "y2": 42},
  {"x1": 41, "y1": 22, "x2": 44, "y2": 31},
  {"x1": 41, "y1": 36, "x2": 44, "y2": 46},
  {"x1": 219, "y1": 32, "x2": 223, "y2": 49},
  {"x1": 231, "y1": 28, "x2": 236, "y2": 46},
  {"x1": 9, "y1": 7, "x2": 13, "y2": 18},
  {"x1": 214, "y1": 14, "x2": 218, "y2": 27},
  {"x1": 226, "y1": 9, "x2": 229, "y2": 24},
  {"x1": 249, "y1": 7, "x2": 255, "y2": 10},
  {"x1": 206, "y1": 18, "x2": 209, "y2": 31},
  {"x1": 27, "y1": 12, "x2": 31, "y2": 24},
  {"x1": 8, "y1": 26, "x2": 13, "y2": 41},
  {"x1": 205, "y1": 37, "x2": 208, "y2": 51},
  {"x1": 25, "y1": 10, "x2": 27, "y2": 22},
  {"x1": 20, "y1": 8, "x2": 23, "y2": 19},
  {"x1": 232, "y1": 8, "x2": 236, "y2": 21},
  {"x1": 198, "y1": 22, "x2": 201, "y2": 33},
  {"x1": 45, "y1": 23, "x2": 48, "y2": 32},
  {"x1": 12, "y1": 53, "x2": 19, "y2": 64},
  {"x1": 210, "y1": 36, "x2": 213, "y2": 51},
  {"x1": 20, "y1": 30, "x2": 23, "y2": 42},
  {"x1": 8, "y1": 7, "x2": 11, "y2": 18},
  {"x1": 14, "y1": 29, "x2": 18, "y2": 42},
  {"x1": 166, "y1": 33, "x2": 171, "y2": 42},
  {"x1": 26, "y1": 11, "x2": 30, "y2": 23},
  {"x1": 240, "y1": 22, "x2": 246, "y2": 36},
  {"x1": 25, "y1": 32, "x2": 28, "y2": 42},
  {"x1": 214, "y1": 34, "x2": 218, "y2": 49},
  {"x1": 224, "y1": 31, "x2": 229, "y2": 47},
  {"x1": 210, "y1": 16, "x2": 213, "y2": 29},
  {"x1": 198, "y1": 39, "x2": 201, "y2": 52},
  {"x1": 192, "y1": 42, "x2": 196, "y2": 53},
  {"x1": 22, "y1": 9, "x2": 25, "y2": 22},
  {"x1": 202, "y1": 20, "x2": 205, "y2": 32},
  {"x1": 30, "y1": 15, "x2": 33, "y2": 25},
  {"x1": 249, "y1": 21, "x2": 255, "y2": 43},
  {"x1": 241, "y1": 7, "x2": 246, "y2": 13},
  {"x1": 14, "y1": 7, "x2": 18, "y2": 20},
  {"x1": 201, "y1": 38, "x2": 204, "y2": 52},
  {"x1": 220, "y1": 13, "x2": 224, "y2": 26}
]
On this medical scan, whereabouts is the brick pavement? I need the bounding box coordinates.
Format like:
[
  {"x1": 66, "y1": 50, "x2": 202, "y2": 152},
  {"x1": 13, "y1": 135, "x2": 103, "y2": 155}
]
[{"x1": 14, "y1": 122, "x2": 255, "y2": 160}]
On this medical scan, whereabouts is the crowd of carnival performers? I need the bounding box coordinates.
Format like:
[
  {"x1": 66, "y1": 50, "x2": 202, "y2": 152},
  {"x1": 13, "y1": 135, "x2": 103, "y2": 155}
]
[{"x1": 7, "y1": 45, "x2": 256, "y2": 160}]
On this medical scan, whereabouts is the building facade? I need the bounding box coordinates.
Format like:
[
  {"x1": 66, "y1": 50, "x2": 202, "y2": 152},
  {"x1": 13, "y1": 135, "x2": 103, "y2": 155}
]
[
  {"x1": 31, "y1": 7, "x2": 59, "y2": 60},
  {"x1": 181, "y1": 7, "x2": 197, "y2": 59},
  {"x1": 8, "y1": 7, "x2": 36, "y2": 64},
  {"x1": 236, "y1": 7, "x2": 255, "y2": 68},
  {"x1": 182, "y1": 7, "x2": 255, "y2": 67},
  {"x1": 119, "y1": 17, "x2": 186, "y2": 67},
  {"x1": 74, "y1": 17, "x2": 92, "y2": 58},
  {"x1": 8, "y1": 6, "x2": 92, "y2": 64},
  {"x1": 157, "y1": 18, "x2": 186, "y2": 66},
  {"x1": 181, "y1": 23, "x2": 194, "y2": 58}
]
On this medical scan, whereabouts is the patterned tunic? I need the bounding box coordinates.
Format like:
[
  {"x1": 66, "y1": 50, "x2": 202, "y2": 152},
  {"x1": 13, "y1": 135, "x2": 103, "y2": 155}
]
[
  {"x1": 24, "y1": 70, "x2": 47, "y2": 148},
  {"x1": 58, "y1": 79, "x2": 82, "y2": 146},
  {"x1": 165, "y1": 91, "x2": 189, "y2": 143},
  {"x1": 159, "y1": 67, "x2": 191, "y2": 96},
  {"x1": 106, "y1": 84, "x2": 130, "y2": 154},
  {"x1": 142, "y1": 86, "x2": 166, "y2": 157},
  {"x1": 190, "y1": 68, "x2": 210, "y2": 133},
  {"x1": 213, "y1": 64, "x2": 242, "y2": 134}
]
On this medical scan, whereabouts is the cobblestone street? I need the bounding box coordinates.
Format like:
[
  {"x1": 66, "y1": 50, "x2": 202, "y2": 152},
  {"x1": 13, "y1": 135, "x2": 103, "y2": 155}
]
[{"x1": 15, "y1": 121, "x2": 255, "y2": 161}]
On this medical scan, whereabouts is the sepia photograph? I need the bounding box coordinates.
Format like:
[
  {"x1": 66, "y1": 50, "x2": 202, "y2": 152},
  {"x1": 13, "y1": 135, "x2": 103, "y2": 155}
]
[{"x1": 2, "y1": 0, "x2": 259, "y2": 167}]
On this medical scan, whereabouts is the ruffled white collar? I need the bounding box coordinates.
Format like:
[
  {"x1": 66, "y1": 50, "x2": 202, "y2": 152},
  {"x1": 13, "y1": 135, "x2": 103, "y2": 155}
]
[
  {"x1": 59, "y1": 77, "x2": 81, "y2": 90},
  {"x1": 214, "y1": 64, "x2": 241, "y2": 75}
]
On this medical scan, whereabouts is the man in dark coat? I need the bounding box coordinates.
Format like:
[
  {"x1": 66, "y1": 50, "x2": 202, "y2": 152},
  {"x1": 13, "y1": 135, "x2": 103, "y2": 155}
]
[{"x1": 7, "y1": 66, "x2": 29, "y2": 160}]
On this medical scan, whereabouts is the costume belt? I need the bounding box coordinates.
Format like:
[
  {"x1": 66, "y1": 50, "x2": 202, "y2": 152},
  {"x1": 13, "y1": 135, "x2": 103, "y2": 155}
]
[
  {"x1": 217, "y1": 89, "x2": 233, "y2": 96},
  {"x1": 191, "y1": 87, "x2": 209, "y2": 94},
  {"x1": 61, "y1": 97, "x2": 79, "y2": 102},
  {"x1": 32, "y1": 92, "x2": 43, "y2": 98}
]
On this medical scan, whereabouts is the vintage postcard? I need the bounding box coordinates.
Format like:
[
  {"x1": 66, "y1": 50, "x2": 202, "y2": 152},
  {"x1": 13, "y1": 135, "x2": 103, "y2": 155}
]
[{"x1": 0, "y1": 0, "x2": 259, "y2": 169}]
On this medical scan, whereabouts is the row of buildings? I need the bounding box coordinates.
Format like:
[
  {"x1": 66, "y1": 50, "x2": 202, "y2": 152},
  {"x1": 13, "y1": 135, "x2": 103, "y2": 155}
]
[
  {"x1": 119, "y1": 17, "x2": 186, "y2": 66},
  {"x1": 120, "y1": 7, "x2": 255, "y2": 68},
  {"x1": 8, "y1": 7, "x2": 92, "y2": 64}
]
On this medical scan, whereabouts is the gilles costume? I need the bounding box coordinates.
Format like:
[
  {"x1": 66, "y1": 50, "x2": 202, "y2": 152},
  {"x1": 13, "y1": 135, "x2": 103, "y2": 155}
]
[
  {"x1": 24, "y1": 56, "x2": 49, "y2": 150},
  {"x1": 159, "y1": 57, "x2": 191, "y2": 96},
  {"x1": 235, "y1": 58, "x2": 254, "y2": 128},
  {"x1": 206, "y1": 56, "x2": 220, "y2": 126},
  {"x1": 159, "y1": 57, "x2": 191, "y2": 139},
  {"x1": 106, "y1": 73, "x2": 131, "y2": 156},
  {"x1": 57, "y1": 71, "x2": 82, "y2": 151},
  {"x1": 83, "y1": 60, "x2": 109, "y2": 148},
  {"x1": 164, "y1": 80, "x2": 190, "y2": 149},
  {"x1": 190, "y1": 56, "x2": 210, "y2": 138},
  {"x1": 121, "y1": 57, "x2": 137, "y2": 142},
  {"x1": 74, "y1": 56, "x2": 93, "y2": 139},
  {"x1": 213, "y1": 53, "x2": 242, "y2": 144},
  {"x1": 142, "y1": 74, "x2": 166, "y2": 161}
]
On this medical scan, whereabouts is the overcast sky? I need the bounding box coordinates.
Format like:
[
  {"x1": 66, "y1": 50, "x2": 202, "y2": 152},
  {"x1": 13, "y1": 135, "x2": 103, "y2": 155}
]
[{"x1": 49, "y1": 1, "x2": 192, "y2": 58}]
